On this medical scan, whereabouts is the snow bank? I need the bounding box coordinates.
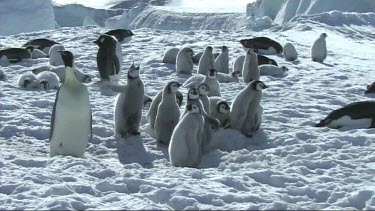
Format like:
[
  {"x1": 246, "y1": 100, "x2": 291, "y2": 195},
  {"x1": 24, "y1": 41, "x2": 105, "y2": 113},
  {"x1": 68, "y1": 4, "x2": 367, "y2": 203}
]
[
  {"x1": 105, "y1": 3, "x2": 149, "y2": 29},
  {"x1": 247, "y1": 0, "x2": 284, "y2": 20},
  {"x1": 54, "y1": 4, "x2": 123, "y2": 27},
  {"x1": 274, "y1": 0, "x2": 375, "y2": 24},
  {"x1": 0, "y1": 0, "x2": 55, "y2": 36}
]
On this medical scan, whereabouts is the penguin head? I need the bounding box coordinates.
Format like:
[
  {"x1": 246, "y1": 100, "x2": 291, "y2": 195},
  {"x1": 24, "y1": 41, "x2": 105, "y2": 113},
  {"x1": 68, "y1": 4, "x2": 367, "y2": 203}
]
[
  {"x1": 59, "y1": 50, "x2": 74, "y2": 68},
  {"x1": 321, "y1": 33, "x2": 328, "y2": 39},
  {"x1": 239, "y1": 39, "x2": 246, "y2": 46},
  {"x1": 198, "y1": 83, "x2": 210, "y2": 96},
  {"x1": 220, "y1": 46, "x2": 228, "y2": 52},
  {"x1": 39, "y1": 80, "x2": 49, "y2": 90},
  {"x1": 281, "y1": 66, "x2": 289, "y2": 72},
  {"x1": 207, "y1": 69, "x2": 217, "y2": 79},
  {"x1": 183, "y1": 47, "x2": 194, "y2": 57},
  {"x1": 252, "y1": 80, "x2": 268, "y2": 91},
  {"x1": 188, "y1": 87, "x2": 199, "y2": 100},
  {"x1": 176, "y1": 91, "x2": 183, "y2": 107},
  {"x1": 94, "y1": 34, "x2": 114, "y2": 47},
  {"x1": 128, "y1": 62, "x2": 140, "y2": 79},
  {"x1": 187, "y1": 103, "x2": 200, "y2": 114},
  {"x1": 217, "y1": 101, "x2": 230, "y2": 114},
  {"x1": 206, "y1": 46, "x2": 213, "y2": 52},
  {"x1": 167, "y1": 81, "x2": 181, "y2": 94}
]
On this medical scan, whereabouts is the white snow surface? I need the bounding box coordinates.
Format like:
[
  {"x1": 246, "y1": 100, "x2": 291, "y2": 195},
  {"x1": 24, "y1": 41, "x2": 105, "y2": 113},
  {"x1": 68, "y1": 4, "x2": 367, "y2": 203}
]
[
  {"x1": 0, "y1": 0, "x2": 55, "y2": 36},
  {"x1": 1, "y1": 6, "x2": 375, "y2": 211}
]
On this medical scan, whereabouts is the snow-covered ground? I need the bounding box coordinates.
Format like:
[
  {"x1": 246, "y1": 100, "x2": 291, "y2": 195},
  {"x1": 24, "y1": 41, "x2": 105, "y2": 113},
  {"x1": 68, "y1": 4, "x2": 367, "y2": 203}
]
[{"x1": 1, "y1": 1, "x2": 375, "y2": 210}]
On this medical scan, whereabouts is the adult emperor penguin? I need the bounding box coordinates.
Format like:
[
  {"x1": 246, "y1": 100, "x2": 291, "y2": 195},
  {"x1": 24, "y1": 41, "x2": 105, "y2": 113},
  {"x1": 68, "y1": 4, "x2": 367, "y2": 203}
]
[
  {"x1": 176, "y1": 47, "x2": 194, "y2": 75},
  {"x1": 104, "y1": 29, "x2": 134, "y2": 44},
  {"x1": 49, "y1": 50, "x2": 92, "y2": 158},
  {"x1": 229, "y1": 80, "x2": 268, "y2": 137},
  {"x1": 242, "y1": 49, "x2": 260, "y2": 84},
  {"x1": 0, "y1": 48, "x2": 31, "y2": 63},
  {"x1": 94, "y1": 34, "x2": 122, "y2": 81},
  {"x1": 49, "y1": 44, "x2": 66, "y2": 66},
  {"x1": 22, "y1": 38, "x2": 59, "y2": 54},
  {"x1": 36, "y1": 71, "x2": 60, "y2": 90},
  {"x1": 214, "y1": 46, "x2": 229, "y2": 74},
  {"x1": 315, "y1": 101, "x2": 375, "y2": 129},
  {"x1": 197, "y1": 46, "x2": 214, "y2": 75},
  {"x1": 209, "y1": 97, "x2": 230, "y2": 127},
  {"x1": 147, "y1": 89, "x2": 183, "y2": 129},
  {"x1": 154, "y1": 81, "x2": 182, "y2": 145},
  {"x1": 311, "y1": 33, "x2": 328, "y2": 62},
  {"x1": 114, "y1": 63, "x2": 144, "y2": 137},
  {"x1": 169, "y1": 103, "x2": 204, "y2": 168},
  {"x1": 32, "y1": 65, "x2": 92, "y2": 83},
  {"x1": 283, "y1": 42, "x2": 298, "y2": 61},
  {"x1": 259, "y1": 65, "x2": 288, "y2": 77},
  {"x1": 240, "y1": 37, "x2": 283, "y2": 54},
  {"x1": 17, "y1": 73, "x2": 38, "y2": 89}
]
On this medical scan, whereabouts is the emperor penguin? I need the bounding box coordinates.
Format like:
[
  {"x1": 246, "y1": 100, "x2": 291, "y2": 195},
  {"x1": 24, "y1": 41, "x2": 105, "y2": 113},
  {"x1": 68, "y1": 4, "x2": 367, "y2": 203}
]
[
  {"x1": 0, "y1": 48, "x2": 31, "y2": 63},
  {"x1": 50, "y1": 50, "x2": 92, "y2": 158},
  {"x1": 209, "y1": 96, "x2": 230, "y2": 127},
  {"x1": 49, "y1": 44, "x2": 66, "y2": 66},
  {"x1": 22, "y1": 38, "x2": 59, "y2": 54},
  {"x1": 233, "y1": 54, "x2": 277, "y2": 77},
  {"x1": 162, "y1": 47, "x2": 180, "y2": 64},
  {"x1": 193, "y1": 51, "x2": 219, "y2": 64},
  {"x1": 242, "y1": 49, "x2": 260, "y2": 84},
  {"x1": 32, "y1": 65, "x2": 92, "y2": 83},
  {"x1": 114, "y1": 63, "x2": 144, "y2": 136},
  {"x1": 94, "y1": 34, "x2": 122, "y2": 81},
  {"x1": 104, "y1": 29, "x2": 134, "y2": 44},
  {"x1": 36, "y1": 71, "x2": 60, "y2": 90},
  {"x1": 154, "y1": 81, "x2": 182, "y2": 145},
  {"x1": 203, "y1": 69, "x2": 221, "y2": 97},
  {"x1": 169, "y1": 103, "x2": 204, "y2": 168},
  {"x1": 182, "y1": 71, "x2": 239, "y2": 88},
  {"x1": 283, "y1": 42, "x2": 298, "y2": 61},
  {"x1": 198, "y1": 83, "x2": 211, "y2": 115},
  {"x1": 214, "y1": 46, "x2": 229, "y2": 74},
  {"x1": 180, "y1": 87, "x2": 201, "y2": 118},
  {"x1": 197, "y1": 46, "x2": 214, "y2": 75},
  {"x1": 259, "y1": 65, "x2": 288, "y2": 77},
  {"x1": 229, "y1": 80, "x2": 268, "y2": 137},
  {"x1": 147, "y1": 90, "x2": 183, "y2": 129},
  {"x1": 239, "y1": 37, "x2": 283, "y2": 54},
  {"x1": 176, "y1": 47, "x2": 194, "y2": 75},
  {"x1": 17, "y1": 73, "x2": 39, "y2": 89},
  {"x1": 311, "y1": 33, "x2": 328, "y2": 62},
  {"x1": 315, "y1": 101, "x2": 375, "y2": 129}
]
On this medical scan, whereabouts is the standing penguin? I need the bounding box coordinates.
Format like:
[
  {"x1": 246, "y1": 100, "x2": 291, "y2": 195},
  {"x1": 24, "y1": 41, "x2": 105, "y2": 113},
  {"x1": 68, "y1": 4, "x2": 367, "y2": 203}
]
[
  {"x1": 242, "y1": 49, "x2": 260, "y2": 84},
  {"x1": 209, "y1": 97, "x2": 231, "y2": 127},
  {"x1": 229, "y1": 80, "x2": 268, "y2": 137},
  {"x1": 114, "y1": 63, "x2": 144, "y2": 137},
  {"x1": 94, "y1": 34, "x2": 122, "y2": 81},
  {"x1": 283, "y1": 42, "x2": 298, "y2": 61},
  {"x1": 50, "y1": 51, "x2": 92, "y2": 158},
  {"x1": 154, "y1": 81, "x2": 182, "y2": 145},
  {"x1": 176, "y1": 47, "x2": 194, "y2": 75},
  {"x1": 311, "y1": 33, "x2": 327, "y2": 62},
  {"x1": 49, "y1": 44, "x2": 66, "y2": 66},
  {"x1": 169, "y1": 103, "x2": 204, "y2": 168},
  {"x1": 198, "y1": 83, "x2": 211, "y2": 115},
  {"x1": 214, "y1": 46, "x2": 229, "y2": 74},
  {"x1": 197, "y1": 46, "x2": 214, "y2": 75}
]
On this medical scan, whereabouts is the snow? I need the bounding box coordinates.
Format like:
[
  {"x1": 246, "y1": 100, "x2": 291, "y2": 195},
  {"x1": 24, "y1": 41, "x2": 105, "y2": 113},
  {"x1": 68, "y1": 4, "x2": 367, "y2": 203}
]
[
  {"x1": 1, "y1": 0, "x2": 375, "y2": 210},
  {"x1": 0, "y1": 0, "x2": 55, "y2": 36}
]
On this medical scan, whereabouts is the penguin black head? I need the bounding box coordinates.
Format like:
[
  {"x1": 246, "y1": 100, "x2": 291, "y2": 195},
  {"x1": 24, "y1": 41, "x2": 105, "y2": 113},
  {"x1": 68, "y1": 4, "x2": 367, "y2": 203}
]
[
  {"x1": 59, "y1": 50, "x2": 74, "y2": 68},
  {"x1": 167, "y1": 81, "x2": 182, "y2": 94},
  {"x1": 198, "y1": 83, "x2": 210, "y2": 96},
  {"x1": 188, "y1": 87, "x2": 199, "y2": 100},
  {"x1": 251, "y1": 80, "x2": 268, "y2": 91},
  {"x1": 217, "y1": 101, "x2": 230, "y2": 114},
  {"x1": 239, "y1": 39, "x2": 246, "y2": 46},
  {"x1": 221, "y1": 46, "x2": 228, "y2": 51},
  {"x1": 365, "y1": 82, "x2": 375, "y2": 94},
  {"x1": 128, "y1": 62, "x2": 140, "y2": 79},
  {"x1": 23, "y1": 79, "x2": 32, "y2": 88},
  {"x1": 94, "y1": 34, "x2": 115, "y2": 47},
  {"x1": 321, "y1": 33, "x2": 328, "y2": 38},
  {"x1": 176, "y1": 91, "x2": 183, "y2": 107},
  {"x1": 206, "y1": 46, "x2": 213, "y2": 52},
  {"x1": 187, "y1": 103, "x2": 200, "y2": 114},
  {"x1": 39, "y1": 80, "x2": 49, "y2": 90},
  {"x1": 207, "y1": 69, "x2": 217, "y2": 79}
]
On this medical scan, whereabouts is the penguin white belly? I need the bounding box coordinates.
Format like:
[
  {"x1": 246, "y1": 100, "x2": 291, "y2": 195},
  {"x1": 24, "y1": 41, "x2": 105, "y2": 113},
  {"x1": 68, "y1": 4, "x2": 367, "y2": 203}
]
[
  {"x1": 257, "y1": 47, "x2": 277, "y2": 55},
  {"x1": 114, "y1": 93, "x2": 126, "y2": 133},
  {"x1": 327, "y1": 116, "x2": 372, "y2": 129},
  {"x1": 31, "y1": 49, "x2": 47, "y2": 59},
  {"x1": 259, "y1": 65, "x2": 285, "y2": 76},
  {"x1": 50, "y1": 89, "x2": 91, "y2": 158},
  {"x1": 121, "y1": 36, "x2": 132, "y2": 43},
  {"x1": 233, "y1": 56, "x2": 245, "y2": 77}
]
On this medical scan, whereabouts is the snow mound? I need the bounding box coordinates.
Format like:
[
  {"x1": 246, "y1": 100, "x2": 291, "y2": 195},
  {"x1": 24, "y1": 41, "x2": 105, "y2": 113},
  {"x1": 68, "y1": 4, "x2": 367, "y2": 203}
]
[
  {"x1": 105, "y1": 3, "x2": 149, "y2": 29},
  {"x1": 0, "y1": 0, "x2": 55, "y2": 36},
  {"x1": 83, "y1": 16, "x2": 99, "y2": 26}
]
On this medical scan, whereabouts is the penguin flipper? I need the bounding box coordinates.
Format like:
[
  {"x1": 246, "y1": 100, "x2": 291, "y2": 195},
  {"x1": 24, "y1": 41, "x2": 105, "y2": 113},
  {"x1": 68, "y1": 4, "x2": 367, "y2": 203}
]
[
  {"x1": 49, "y1": 87, "x2": 61, "y2": 140},
  {"x1": 113, "y1": 55, "x2": 121, "y2": 75}
]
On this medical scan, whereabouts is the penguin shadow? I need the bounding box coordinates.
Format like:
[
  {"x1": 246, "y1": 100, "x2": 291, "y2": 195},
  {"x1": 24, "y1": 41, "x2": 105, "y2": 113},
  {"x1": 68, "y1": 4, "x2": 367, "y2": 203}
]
[
  {"x1": 115, "y1": 134, "x2": 155, "y2": 168},
  {"x1": 315, "y1": 61, "x2": 334, "y2": 67},
  {"x1": 288, "y1": 60, "x2": 301, "y2": 65}
]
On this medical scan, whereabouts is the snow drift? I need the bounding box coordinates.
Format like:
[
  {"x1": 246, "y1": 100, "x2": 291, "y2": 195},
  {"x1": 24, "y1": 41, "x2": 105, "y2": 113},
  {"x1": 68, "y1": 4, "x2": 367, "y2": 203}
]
[{"x1": 0, "y1": 0, "x2": 55, "y2": 36}]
